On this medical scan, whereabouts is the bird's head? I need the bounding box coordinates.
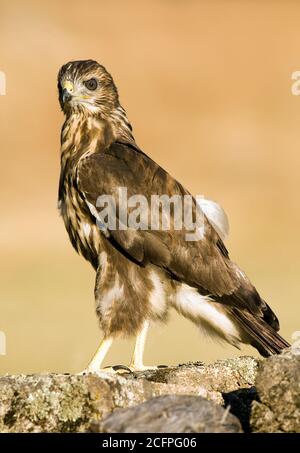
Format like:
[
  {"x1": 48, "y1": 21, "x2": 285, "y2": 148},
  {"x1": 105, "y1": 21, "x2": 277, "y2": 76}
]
[{"x1": 58, "y1": 60, "x2": 119, "y2": 117}]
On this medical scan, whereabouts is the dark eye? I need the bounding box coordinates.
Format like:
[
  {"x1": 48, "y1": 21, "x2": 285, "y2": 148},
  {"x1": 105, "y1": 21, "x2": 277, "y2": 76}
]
[{"x1": 84, "y1": 78, "x2": 98, "y2": 90}]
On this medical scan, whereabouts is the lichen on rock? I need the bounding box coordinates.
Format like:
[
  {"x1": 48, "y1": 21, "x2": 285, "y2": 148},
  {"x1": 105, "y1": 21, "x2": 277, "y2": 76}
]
[
  {"x1": 0, "y1": 352, "x2": 298, "y2": 433},
  {"x1": 250, "y1": 349, "x2": 300, "y2": 433}
]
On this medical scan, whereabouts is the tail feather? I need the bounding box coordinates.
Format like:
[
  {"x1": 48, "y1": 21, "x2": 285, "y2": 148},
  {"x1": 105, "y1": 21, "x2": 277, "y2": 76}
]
[{"x1": 231, "y1": 308, "x2": 290, "y2": 357}]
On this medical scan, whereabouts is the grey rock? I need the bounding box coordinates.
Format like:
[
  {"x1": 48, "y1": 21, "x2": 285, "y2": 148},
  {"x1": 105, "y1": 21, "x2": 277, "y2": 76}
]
[
  {"x1": 0, "y1": 356, "x2": 258, "y2": 433},
  {"x1": 130, "y1": 356, "x2": 258, "y2": 394},
  {"x1": 92, "y1": 394, "x2": 242, "y2": 433},
  {"x1": 251, "y1": 349, "x2": 300, "y2": 433}
]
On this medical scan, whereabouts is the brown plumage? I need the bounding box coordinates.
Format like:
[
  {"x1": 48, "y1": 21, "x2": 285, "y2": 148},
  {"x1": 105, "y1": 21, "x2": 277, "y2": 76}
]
[{"x1": 57, "y1": 60, "x2": 289, "y2": 372}]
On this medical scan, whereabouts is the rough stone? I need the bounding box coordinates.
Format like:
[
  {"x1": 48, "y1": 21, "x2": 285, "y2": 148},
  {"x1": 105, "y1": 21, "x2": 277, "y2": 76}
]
[
  {"x1": 92, "y1": 394, "x2": 242, "y2": 433},
  {"x1": 0, "y1": 356, "x2": 258, "y2": 433},
  {"x1": 250, "y1": 349, "x2": 300, "y2": 433}
]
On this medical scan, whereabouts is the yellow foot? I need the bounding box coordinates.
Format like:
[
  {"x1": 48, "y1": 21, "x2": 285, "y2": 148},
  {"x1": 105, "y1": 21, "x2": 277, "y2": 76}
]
[
  {"x1": 78, "y1": 364, "x2": 168, "y2": 376},
  {"x1": 105, "y1": 365, "x2": 133, "y2": 374},
  {"x1": 128, "y1": 364, "x2": 168, "y2": 372},
  {"x1": 78, "y1": 364, "x2": 132, "y2": 376}
]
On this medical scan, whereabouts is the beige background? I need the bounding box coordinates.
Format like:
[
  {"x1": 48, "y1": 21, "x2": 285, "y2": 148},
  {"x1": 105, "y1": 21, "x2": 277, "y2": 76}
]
[{"x1": 0, "y1": 0, "x2": 299, "y2": 374}]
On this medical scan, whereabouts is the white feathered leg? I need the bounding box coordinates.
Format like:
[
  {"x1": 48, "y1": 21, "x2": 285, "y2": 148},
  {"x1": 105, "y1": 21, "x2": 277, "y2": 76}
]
[
  {"x1": 129, "y1": 320, "x2": 157, "y2": 371},
  {"x1": 81, "y1": 337, "x2": 113, "y2": 374}
]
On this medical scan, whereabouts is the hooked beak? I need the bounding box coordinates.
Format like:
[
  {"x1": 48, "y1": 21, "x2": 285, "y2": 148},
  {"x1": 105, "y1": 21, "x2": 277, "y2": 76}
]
[
  {"x1": 62, "y1": 88, "x2": 73, "y2": 103},
  {"x1": 61, "y1": 80, "x2": 74, "y2": 103}
]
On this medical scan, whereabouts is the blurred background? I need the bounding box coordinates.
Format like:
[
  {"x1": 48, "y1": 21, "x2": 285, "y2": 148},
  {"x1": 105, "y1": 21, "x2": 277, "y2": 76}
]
[{"x1": 0, "y1": 0, "x2": 299, "y2": 374}]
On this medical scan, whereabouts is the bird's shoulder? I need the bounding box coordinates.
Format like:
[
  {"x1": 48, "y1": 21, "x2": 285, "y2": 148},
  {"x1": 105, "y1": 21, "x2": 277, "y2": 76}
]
[{"x1": 77, "y1": 140, "x2": 184, "y2": 198}]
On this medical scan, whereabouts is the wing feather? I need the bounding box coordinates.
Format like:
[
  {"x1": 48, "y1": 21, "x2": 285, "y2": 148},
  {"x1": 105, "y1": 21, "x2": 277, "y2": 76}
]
[
  {"x1": 76, "y1": 141, "x2": 284, "y2": 335},
  {"x1": 77, "y1": 142, "x2": 240, "y2": 296}
]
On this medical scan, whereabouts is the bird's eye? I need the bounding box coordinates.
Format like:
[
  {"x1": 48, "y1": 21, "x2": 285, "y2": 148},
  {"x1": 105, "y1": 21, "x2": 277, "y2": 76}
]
[{"x1": 84, "y1": 78, "x2": 98, "y2": 91}]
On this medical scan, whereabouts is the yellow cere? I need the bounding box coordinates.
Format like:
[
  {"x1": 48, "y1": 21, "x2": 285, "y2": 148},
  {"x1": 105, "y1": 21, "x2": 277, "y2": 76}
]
[{"x1": 62, "y1": 80, "x2": 74, "y2": 93}]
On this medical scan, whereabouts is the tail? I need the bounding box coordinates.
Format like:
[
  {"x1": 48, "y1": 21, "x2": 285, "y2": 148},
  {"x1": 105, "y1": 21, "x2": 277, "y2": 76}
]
[
  {"x1": 231, "y1": 307, "x2": 290, "y2": 357},
  {"x1": 215, "y1": 266, "x2": 291, "y2": 357}
]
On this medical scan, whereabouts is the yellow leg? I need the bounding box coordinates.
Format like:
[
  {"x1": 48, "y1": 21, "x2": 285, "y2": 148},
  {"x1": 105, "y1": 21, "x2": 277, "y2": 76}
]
[
  {"x1": 83, "y1": 337, "x2": 113, "y2": 374},
  {"x1": 80, "y1": 321, "x2": 159, "y2": 375},
  {"x1": 129, "y1": 320, "x2": 157, "y2": 371}
]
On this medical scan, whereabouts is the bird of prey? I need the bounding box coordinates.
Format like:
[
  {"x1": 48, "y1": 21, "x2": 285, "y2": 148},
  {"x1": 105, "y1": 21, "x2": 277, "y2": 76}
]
[{"x1": 57, "y1": 60, "x2": 289, "y2": 373}]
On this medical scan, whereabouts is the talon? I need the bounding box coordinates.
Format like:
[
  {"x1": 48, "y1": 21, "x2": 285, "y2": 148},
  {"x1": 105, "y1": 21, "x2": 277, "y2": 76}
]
[
  {"x1": 110, "y1": 365, "x2": 132, "y2": 373},
  {"x1": 128, "y1": 365, "x2": 159, "y2": 372},
  {"x1": 78, "y1": 366, "x2": 117, "y2": 376}
]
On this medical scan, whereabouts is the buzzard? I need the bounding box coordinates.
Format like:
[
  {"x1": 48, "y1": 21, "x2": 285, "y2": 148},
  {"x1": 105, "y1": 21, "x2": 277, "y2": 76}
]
[{"x1": 57, "y1": 60, "x2": 289, "y2": 373}]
